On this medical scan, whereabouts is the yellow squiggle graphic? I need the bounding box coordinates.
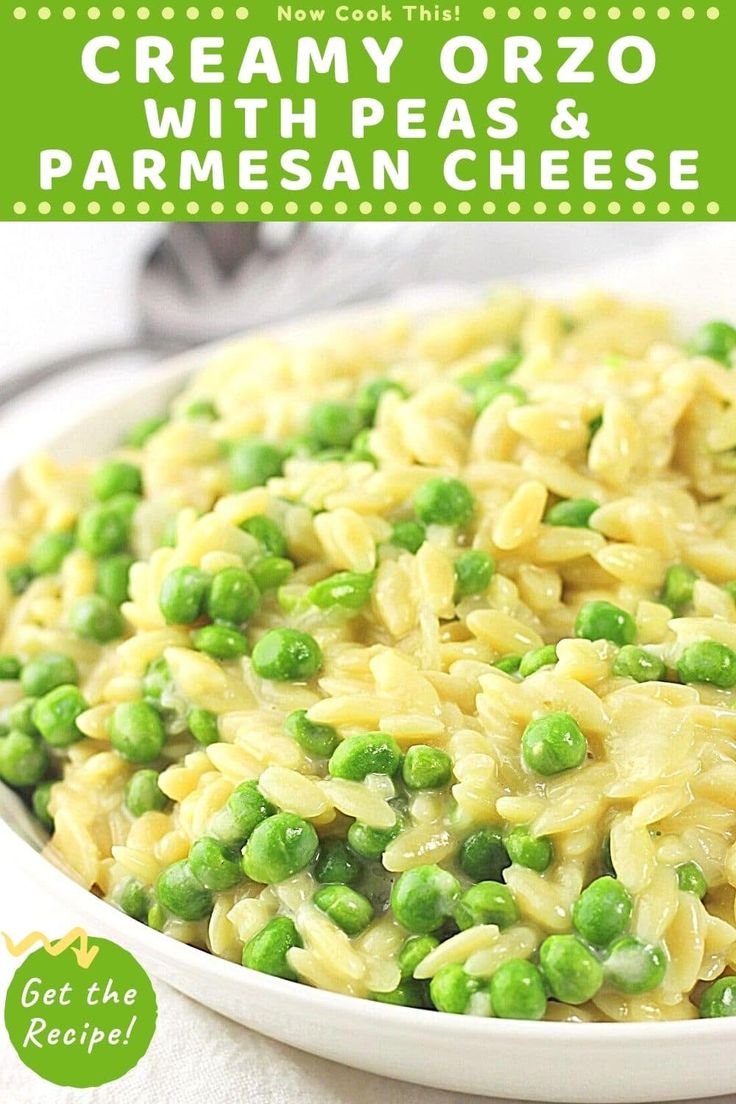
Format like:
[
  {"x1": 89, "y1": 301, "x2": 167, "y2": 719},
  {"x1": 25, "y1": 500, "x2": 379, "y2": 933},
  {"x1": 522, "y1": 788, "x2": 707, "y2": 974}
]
[{"x1": 1, "y1": 927, "x2": 99, "y2": 969}]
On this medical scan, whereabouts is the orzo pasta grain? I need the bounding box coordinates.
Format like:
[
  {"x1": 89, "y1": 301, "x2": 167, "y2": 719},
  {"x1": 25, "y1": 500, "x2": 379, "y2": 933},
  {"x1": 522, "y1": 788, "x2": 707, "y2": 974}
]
[{"x1": 2, "y1": 294, "x2": 736, "y2": 1021}]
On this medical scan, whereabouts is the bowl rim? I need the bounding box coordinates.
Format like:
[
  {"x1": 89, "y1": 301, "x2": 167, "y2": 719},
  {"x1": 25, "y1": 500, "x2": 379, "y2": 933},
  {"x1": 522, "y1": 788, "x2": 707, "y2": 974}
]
[{"x1": 1, "y1": 285, "x2": 734, "y2": 1044}]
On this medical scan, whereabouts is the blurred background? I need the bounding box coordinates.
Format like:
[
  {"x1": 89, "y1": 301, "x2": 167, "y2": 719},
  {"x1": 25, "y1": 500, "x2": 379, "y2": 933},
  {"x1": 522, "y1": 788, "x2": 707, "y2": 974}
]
[
  {"x1": 0, "y1": 220, "x2": 728, "y2": 462},
  {"x1": 0, "y1": 221, "x2": 689, "y2": 374}
]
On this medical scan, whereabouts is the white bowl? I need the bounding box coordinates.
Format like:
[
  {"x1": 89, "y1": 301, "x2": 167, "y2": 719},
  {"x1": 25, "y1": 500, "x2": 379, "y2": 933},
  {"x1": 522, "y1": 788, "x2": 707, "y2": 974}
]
[{"x1": 1, "y1": 293, "x2": 734, "y2": 1104}]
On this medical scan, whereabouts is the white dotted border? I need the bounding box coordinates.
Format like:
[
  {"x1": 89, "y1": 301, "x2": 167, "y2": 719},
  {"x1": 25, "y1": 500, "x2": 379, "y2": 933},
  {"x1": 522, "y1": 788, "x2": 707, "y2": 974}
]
[
  {"x1": 12, "y1": 6, "x2": 250, "y2": 18},
  {"x1": 11, "y1": 199, "x2": 723, "y2": 217},
  {"x1": 11, "y1": 4, "x2": 720, "y2": 18},
  {"x1": 482, "y1": 5, "x2": 719, "y2": 18}
]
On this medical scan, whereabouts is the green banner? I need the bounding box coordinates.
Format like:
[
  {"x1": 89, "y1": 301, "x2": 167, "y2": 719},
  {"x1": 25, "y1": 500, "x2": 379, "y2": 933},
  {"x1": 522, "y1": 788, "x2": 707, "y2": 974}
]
[{"x1": 1, "y1": 2, "x2": 731, "y2": 221}]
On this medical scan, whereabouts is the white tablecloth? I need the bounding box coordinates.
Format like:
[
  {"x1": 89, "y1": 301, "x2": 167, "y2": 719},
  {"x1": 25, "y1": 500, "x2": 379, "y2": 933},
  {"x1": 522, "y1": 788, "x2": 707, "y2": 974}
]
[{"x1": 2, "y1": 226, "x2": 736, "y2": 1104}]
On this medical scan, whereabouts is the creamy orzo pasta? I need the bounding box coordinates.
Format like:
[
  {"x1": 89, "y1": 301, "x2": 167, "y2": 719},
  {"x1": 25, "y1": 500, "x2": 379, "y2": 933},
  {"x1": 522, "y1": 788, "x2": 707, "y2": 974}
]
[{"x1": 2, "y1": 292, "x2": 736, "y2": 1022}]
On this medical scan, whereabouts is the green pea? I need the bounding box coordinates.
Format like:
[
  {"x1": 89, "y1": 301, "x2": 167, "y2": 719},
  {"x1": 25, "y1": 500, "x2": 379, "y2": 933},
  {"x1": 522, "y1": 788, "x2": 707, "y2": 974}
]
[
  {"x1": 660, "y1": 563, "x2": 698, "y2": 616},
  {"x1": 21, "y1": 652, "x2": 78, "y2": 697},
  {"x1": 505, "y1": 826, "x2": 553, "y2": 873},
  {"x1": 314, "y1": 839, "x2": 362, "y2": 885},
  {"x1": 29, "y1": 532, "x2": 74, "y2": 576},
  {"x1": 308, "y1": 402, "x2": 366, "y2": 449},
  {"x1": 32, "y1": 779, "x2": 55, "y2": 831},
  {"x1": 125, "y1": 415, "x2": 168, "y2": 448},
  {"x1": 699, "y1": 976, "x2": 736, "y2": 1018},
  {"x1": 109, "y1": 701, "x2": 165, "y2": 763},
  {"x1": 143, "y1": 657, "x2": 171, "y2": 706},
  {"x1": 251, "y1": 629, "x2": 322, "y2": 682},
  {"x1": 521, "y1": 711, "x2": 587, "y2": 776},
  {"x1": 676, "y1": 861, "x2": 707, "y2": 898},
  {"x1": 190, "y1": 836, "x2": 243, "y2": 891},
  {"x1": 159, "y1": 566, "x2": 210, "y2": 625},
  {"x1": 356, "y1": 379, "x2": 409, "y2": 424},
  {"x1": 7, "y1": 564, "x2": 34, "y2": 595},
  {"x1": 677, "y1": 640, "x2": 736, "y2": 689},
  {"x1": 5, "y1": 702, "x2": 31, "y2": 740},
  {"x1": 284, "y1": 709, "x2": 338, "y2": 758},
  {"x1": 230, "y1": 440, "x2": 285, "y2": 491},
  {"x1": 210, "y1": 780, "x2": 275, "y2": 849},
  {"x1": 96, "y1": 553, "x2": 134, "y2": 606},
  {"x1": 283, "y1": 434, "x2": 321, "y2": 459},
  {"x1": 192, "y1": 624, "x2": 249, "y2": 660},
  {"x1": 544, "y1": 498, "x2": 599, "y2": 529},
  {"x1": 207, "y1": 568, "x2": 259, "y2": 625},
  {"x1": 588, "y1": 414, "x2": 603, "y2": 442},
  {"x1": 307, "y1": 571, "x2": 374, "y2": 612},
  {"x1": 347, "y1": 428, "x2": 376, "y2": 464},
  {"x1": 519, "y1": 645, "x2": 558, "y2": 678},
  {"x1": 604, "y1": 937, "x2": 667, "y2": 994},
  {"x1": 474, "y1": 382, "x2": 527, "y2": 414},
  {"x1": 105, "y1": 492, "x2": 141, "y2": 526},
  {"x1": 77, "y1": 503, "x2": 130, "y2": 558},
  {"x1": 0, "y1": 731, "x2": 48, "y2": 787},
  {"x1": 69, "y1": 594, "x2": 125, "y2": 643},
  {"x1": 6, "y1": 698, "x2": 38, "y2": 736},
  {"x1": 240, "y1": 515, "x2": 287, "y2": 558},
  {"x1": 454, "y1": 550, "x2": 495, "y2": 599},
  {"x1": 372, "y1": 981, "x2": 426, "y2": 1008},
  {"x1": 242, "y1": 812, "x2": 319, "y2": 884},
  {"x1": 414, "y1": 477, "x2": 475, "y2": 529},
  {"x1": 689, "y1": 320, "x2": 736, "y2": 365},
  {"x1": 147, "y1": 903, "x2": 166, "y2": 931},
  {"x1": 490, "y1": 959, "x2": 547, "y2": 1021},
  {"x1": 575, "y1": 600, "x2": 636, "y2": 647},
  {"x1": 539, "y1": 935, "x2": 604, "y2": 1005},
  {"x1": 250, "y1": 557, "x2": 294, "y2": 592},
  {"x1": 313, "y1": 884, "x2": 374, "y2": 936},
  {"x1": 459, "y1": 826, "x2": 510, "y2": 883},
  {"x1": 156, "y1": 860, "x2": 212, "y2": 921},
  {"x1": 159, "y1": 516, "x2": 178, "y2": 549},
  {"x1": 390, "y1": 520, "x2": 426, "y2": 554},
  {"x1": 458, "y1": 354, "x2": 521, "y2": 394},
  {"x1": 456, "y1": 882, "x2": 518, "y2": 931},
  {"x1": 32, "y1": 685, "x2": 87, "y2": 748},
  {"x1": 328, "y1": 732, "x2": 401, "y2": 781},
  {"x1": 347, "y1": 818, "x2": 401, "y2": 861},
  {"x1": 430, "y1": 963, "x2": 491, "y2": 1016},
  {"x1": 0, "y1": 707, "x2": 17, "y2": 736},
  {"x1": 184, "y1": 399, "x2": 218, "y2": 421},
  {"x1": 493, "y1": 654, "x2": 523, "y2": 675},
  {"x1": 612, "y1": 645, "x2": 666, "y2": 684},
  {"x1": 187, "y1": 707, "x2": 219, "y2": 747},
  {"x1": 92, "y1": 460, "x2": 143, "y2": 502},
  {"x1": 242, "y1": 916, "x2": 302, "y2": 981},
  {"x1": 402, "y1": 745, "x2": 452, "y2": 791},
  {"x1": 572, "y1": 875, "x2": 633, "y2": 945},
  {"x1": 398, "y1": 935, "x2": 439, "y2": 981},
  {"x1": 125, "y1": 769, "x2": 168, "y2": 818},
  {"x1": 390, "y1": 865, "x2": 461, "y2": 934},
  {"x1": 119, "y1": 879, "x2": 149, "y2": 923},
  {"x1": 0, "y1": 655, "x2": 21, "y2": 681}
]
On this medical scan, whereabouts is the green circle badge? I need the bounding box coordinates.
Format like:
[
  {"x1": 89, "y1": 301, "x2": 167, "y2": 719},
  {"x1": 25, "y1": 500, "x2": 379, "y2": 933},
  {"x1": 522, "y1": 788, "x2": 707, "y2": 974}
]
[{"x1": 4, "y1": 936, "x2": 157, "y2": 1088}]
